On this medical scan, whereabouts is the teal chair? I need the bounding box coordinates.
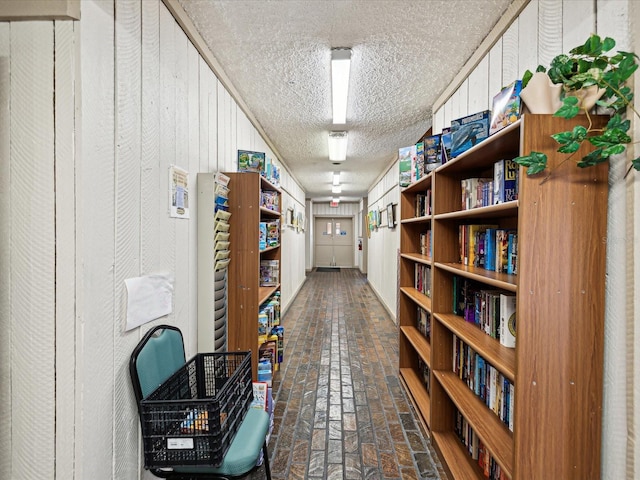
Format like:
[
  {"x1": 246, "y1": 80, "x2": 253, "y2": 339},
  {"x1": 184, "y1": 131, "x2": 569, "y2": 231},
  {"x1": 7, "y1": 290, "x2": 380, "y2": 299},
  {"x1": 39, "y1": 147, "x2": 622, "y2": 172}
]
[{"x1": 129, "y1": 325, "x2": 272, "y2": 480}]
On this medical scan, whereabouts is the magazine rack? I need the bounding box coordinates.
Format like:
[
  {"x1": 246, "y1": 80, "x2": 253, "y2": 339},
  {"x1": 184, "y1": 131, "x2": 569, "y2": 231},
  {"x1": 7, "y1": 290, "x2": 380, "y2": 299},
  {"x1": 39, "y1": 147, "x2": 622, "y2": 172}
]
[{"x1": 129, "y1": 324, "x2": 272, "y2": 479}]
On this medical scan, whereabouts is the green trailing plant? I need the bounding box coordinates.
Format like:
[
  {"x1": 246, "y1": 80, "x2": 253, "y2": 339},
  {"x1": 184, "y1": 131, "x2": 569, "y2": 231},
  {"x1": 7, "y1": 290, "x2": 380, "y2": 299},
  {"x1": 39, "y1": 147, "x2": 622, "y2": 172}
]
[{"x1": 514, "y1": 34, "x2": 640, "y2": 176}]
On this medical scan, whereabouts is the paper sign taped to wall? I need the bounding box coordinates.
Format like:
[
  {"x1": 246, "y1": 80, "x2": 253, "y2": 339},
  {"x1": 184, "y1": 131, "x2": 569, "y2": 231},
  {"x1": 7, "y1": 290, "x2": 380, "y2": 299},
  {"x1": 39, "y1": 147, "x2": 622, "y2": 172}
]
[{"x1": 125, "y1": 273, "x2": 174, "y2": 331}]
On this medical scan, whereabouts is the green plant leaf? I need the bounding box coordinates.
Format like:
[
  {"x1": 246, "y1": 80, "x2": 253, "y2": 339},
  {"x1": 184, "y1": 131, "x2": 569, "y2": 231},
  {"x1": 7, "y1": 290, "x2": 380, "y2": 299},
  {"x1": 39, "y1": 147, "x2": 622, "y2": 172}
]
[
  {"x1": 513, "y1": 152, "x2": 548, "y2": 175},
  {"x1": 558, "y1": 142, "x2": 581, "y2": 154},
  {"x1": 606, "y1": 114, "x2": 629, "y2": 132},
  {"x1": 602, "y1": 36, "x2": 616, "y2": 53},
  {"x1": 552, "y1": 125, "x2": 587, "y2": 146},
  {"x1": 602, "y1": 144, "x2": 626, "y2": 157},
  {"x1": 555, "y1": 96, "x2": 581, "y2": 118},
  {"x1": 632, "y1": 157, "x2": 640, "y2": 171},
  {"x1": 577, "y1": 149, "x2": 607, "y2": 167},
  {"x1": 522, "y1": 69, "x2": 533, "y2": 89}
]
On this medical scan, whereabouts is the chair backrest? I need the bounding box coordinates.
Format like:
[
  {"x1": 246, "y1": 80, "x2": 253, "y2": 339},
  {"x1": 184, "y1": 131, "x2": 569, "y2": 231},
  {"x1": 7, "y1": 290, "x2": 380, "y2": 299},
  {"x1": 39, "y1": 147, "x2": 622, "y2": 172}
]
[{"x1": 129, "y1": 324, "x2": 186, "y2": 403}]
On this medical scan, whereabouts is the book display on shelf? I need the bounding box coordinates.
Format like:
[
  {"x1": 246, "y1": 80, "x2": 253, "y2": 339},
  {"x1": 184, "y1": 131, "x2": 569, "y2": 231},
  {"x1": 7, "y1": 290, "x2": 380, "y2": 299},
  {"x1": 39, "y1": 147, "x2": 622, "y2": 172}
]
[
  {"x1": 197, "y1": 172, "x2": 232, "y2": 353},
  {"x1": 226, "y1": 170, "x2": 282, "y2": 381},
  {"x1": 398, "y1": 115, "x2": 608, "y2": 479}
]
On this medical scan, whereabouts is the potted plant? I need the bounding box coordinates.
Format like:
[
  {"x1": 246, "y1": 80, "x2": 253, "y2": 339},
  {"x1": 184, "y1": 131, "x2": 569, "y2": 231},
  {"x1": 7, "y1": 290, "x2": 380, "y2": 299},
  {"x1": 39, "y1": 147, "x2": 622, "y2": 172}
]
[{"x1": 514, "y1": 34, "x2": 639, "y2": 177}]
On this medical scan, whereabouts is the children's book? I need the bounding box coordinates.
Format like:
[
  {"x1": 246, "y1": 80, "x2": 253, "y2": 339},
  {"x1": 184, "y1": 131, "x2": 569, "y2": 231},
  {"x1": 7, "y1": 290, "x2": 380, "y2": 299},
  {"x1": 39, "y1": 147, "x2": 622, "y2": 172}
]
[
  {"x1": 250, "y1": 382, "x2": 269, "y2": 411},
  {"x1": 489, "y1": 80, "x2": 522, "y2": 135}
]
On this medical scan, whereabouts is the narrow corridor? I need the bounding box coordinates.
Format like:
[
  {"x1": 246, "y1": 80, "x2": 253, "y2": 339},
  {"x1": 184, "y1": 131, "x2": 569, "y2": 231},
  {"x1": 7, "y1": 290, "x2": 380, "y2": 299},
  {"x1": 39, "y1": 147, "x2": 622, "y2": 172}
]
[{"x1": 251, "y1": 268, "x2": 444, "y2": 480}]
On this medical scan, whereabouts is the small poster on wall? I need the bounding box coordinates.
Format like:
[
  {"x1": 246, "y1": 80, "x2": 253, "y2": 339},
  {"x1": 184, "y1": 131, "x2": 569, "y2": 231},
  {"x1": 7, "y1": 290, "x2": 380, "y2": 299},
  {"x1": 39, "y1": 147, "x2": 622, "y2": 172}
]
[{"x1": 169, "y1": 165, "x2": 190, "y2": 219}]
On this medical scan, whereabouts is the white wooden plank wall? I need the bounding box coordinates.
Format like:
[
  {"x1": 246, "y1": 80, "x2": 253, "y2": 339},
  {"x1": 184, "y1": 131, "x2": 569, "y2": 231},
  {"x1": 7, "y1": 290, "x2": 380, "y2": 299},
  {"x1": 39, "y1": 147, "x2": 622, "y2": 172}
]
[
  {"x1": 0, "y1": 21, "x2": 11, "y2": 480},
  {"x1": 597, "y1": 3, "x2": 633, "y2": 478},
  {"x1": 78, "y1": 1, "x2": 116, "y2": 478},
  {"x1": 114, "y1": 1, "x2": 143, "y2": 478},
  {"x1": 13, "y1": 21, "x2": 58, "y2": 477},
  {"x1": 633, "y1": 1, "x2": 640, "y2": 473},
  {"x1": 365, "y1": 164, "x2": 400, "y2": 321},
  {"x1": 0, "y1": 0, "x2": 307, "y2": 478},
  {"x1": 53, "y1": 18, "x2": 77, "y2": 480}
]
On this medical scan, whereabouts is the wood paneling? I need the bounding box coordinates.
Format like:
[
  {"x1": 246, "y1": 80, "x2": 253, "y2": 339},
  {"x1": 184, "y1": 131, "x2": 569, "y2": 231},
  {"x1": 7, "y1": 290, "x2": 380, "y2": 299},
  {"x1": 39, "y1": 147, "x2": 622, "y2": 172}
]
[
  {"x1": 114, "y1": 1, "x2": 143, "y2": 478},
  {"x1": 78, "y1": 1, "x2": 116, "y2": 477},
  {"x1": 0, "y1": 21, "x2": 11, "y2": 479}
]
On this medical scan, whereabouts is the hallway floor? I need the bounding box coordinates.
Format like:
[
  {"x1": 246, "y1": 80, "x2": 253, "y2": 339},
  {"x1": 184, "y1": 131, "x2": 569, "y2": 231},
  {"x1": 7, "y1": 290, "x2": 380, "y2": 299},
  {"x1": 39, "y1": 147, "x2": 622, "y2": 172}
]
[{"x1": 252, "y1": 268, "x2": 445, "y2": 480}]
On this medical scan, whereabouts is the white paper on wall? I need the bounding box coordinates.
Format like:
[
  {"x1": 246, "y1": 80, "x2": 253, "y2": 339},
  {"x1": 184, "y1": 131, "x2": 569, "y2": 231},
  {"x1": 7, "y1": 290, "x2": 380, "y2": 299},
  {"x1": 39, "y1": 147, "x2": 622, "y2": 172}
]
[{"x1": 124, "y1": 273, "x2": 174, "y2": 331}]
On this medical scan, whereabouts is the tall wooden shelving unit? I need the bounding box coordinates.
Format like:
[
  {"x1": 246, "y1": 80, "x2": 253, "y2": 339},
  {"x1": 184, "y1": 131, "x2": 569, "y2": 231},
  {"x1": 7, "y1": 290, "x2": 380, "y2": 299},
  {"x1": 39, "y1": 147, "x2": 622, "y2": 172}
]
[
  {"x1": 399, "y1": 114, "x2": 608, "y2": 479},
  {"x1": 225, "y1": 172, "x2": 281, "y2": 381}
]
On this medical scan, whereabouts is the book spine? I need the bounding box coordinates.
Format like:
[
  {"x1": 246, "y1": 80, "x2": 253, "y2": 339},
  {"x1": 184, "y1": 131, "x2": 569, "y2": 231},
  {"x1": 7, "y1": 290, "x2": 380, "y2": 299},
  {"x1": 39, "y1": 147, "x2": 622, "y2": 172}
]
[{"x1": 499, "y1": 293, "x2": 516, "y2": 348}]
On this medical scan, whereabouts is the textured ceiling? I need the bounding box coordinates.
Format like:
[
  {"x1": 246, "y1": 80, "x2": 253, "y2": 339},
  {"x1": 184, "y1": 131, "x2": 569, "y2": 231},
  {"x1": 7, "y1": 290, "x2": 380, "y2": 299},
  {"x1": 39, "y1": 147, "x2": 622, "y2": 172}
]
[{"x1": 178, "y1": 0, "x2": 514, "y2": 201}]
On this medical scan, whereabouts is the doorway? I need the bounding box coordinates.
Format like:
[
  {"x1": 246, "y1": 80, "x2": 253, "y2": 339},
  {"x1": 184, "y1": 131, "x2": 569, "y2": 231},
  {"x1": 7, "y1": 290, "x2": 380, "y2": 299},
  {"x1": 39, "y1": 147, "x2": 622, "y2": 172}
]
[{"x1": 314, "y1": 217, "x2": 354, "y2": 267}]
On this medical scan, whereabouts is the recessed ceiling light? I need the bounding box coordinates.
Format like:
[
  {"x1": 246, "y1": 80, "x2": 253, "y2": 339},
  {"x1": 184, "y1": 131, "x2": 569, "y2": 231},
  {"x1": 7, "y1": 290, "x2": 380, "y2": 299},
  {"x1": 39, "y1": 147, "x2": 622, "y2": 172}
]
[
  {"x1": 332, "y1": 185, "x2": 342, "y2": 194},
  {"x1": 333, "y1": 172, "x2": 340, "y2": 186}
]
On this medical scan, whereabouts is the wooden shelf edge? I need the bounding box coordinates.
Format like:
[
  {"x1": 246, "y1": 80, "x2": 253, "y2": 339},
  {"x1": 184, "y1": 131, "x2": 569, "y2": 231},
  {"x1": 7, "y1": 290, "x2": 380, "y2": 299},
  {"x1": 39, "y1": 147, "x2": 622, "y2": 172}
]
[
  {"x1": 434, "y1": 200, "x2": 518, "y2": 220},
  {"x1": 400, "y1": 252, "x2": 432, "y2": 265},
  {"x1": 258, "y1": 285, "x2": 280, "y2": 305},
  {"x1": 260, "y1": 206, "x2": 281, "y2": 216},
  {"x1": 401, "y1": 172, "x2": 433, "y2": 193},
  {"x1": 432, "y1": 313, "x2": 515, "y2": 382},
  {"x1": 434, "y1": 262, "x2": 517, "y2": 292},
  {"x1": 434, "y1": 370, "x2": 513, "y2": 477},
  {"x1": 431, "y1": 430, "x2": 485, "y2": 480},
  {"x1": 400, "y1": 326, "x2": 431, "y2": 366},
  {"x1": 400, "y1": 287, "x2": 432, "y2": 312},
  {"x1": 401, "y1": 215, "x2": 432, "y2": 224},
  {"x1": 260, "y1": 244, "x2": 280, "y2": 253},
  {"x1": 399, "y1": 368, "x2": 431, "y2": 428}
]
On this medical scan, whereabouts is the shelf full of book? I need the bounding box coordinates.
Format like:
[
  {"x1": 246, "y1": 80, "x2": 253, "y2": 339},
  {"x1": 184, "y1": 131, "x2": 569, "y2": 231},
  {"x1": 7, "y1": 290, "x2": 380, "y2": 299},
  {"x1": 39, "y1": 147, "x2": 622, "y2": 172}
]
[
  {"x1": 225, "y1": 172, "x2": 282, "y2": 382},
  {"x1": 398, "y1": 114, "x2": 608, "y2": 480}
]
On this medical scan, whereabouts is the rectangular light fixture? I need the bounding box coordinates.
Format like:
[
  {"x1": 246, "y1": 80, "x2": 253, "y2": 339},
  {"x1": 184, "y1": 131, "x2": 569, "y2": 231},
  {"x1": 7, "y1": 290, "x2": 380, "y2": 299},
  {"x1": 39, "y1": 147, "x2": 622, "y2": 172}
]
[
  {"x1": 328, "y1": 131, "x2": 348, "y2": 161},
  {"x1": 331, "y1": 48, "x2": 351, "y2": 125},
  {"x1": 332, "y1": 185, "x2": 342, "y2": 194},
  {"x1": 332, "y1": 197, "x2": 340, "y2": 204},
  {"x1": 332, "y1": 172, "x2": 340, "y2": 186}
]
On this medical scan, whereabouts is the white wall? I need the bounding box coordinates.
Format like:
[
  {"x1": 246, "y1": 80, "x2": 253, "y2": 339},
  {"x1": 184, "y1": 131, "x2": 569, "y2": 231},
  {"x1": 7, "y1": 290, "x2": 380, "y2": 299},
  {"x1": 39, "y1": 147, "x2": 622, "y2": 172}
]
[
  {"x1": 430, "y1": 1, "x2": 638, "y2": 478},
  {"x1": 0, "y1": 1, "x2": 306, "y2": 478},
  {"x1": 365, "y1": 163, "x2": 400, "y2": 322}
]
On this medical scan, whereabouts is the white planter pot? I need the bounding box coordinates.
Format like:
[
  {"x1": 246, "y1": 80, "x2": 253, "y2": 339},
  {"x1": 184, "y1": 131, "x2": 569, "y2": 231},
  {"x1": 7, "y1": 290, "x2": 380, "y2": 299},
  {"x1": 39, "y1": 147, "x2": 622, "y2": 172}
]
[{"x1": 519, "y1": 72, "x2": 563, "y2": 114}]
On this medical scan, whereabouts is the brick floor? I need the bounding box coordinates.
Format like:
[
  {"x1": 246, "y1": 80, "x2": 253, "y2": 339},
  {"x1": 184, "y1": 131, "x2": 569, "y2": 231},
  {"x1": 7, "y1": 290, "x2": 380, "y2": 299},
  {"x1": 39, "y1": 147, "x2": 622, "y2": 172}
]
[{"x1": 250, "y1": 268, "x2": 445, "y2": 480}]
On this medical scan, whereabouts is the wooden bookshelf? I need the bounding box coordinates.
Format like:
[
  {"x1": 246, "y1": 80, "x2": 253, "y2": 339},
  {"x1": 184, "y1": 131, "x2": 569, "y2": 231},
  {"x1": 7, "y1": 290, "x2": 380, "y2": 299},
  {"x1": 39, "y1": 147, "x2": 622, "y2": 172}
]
[
  {"x1": 399, "y1": 114, "x2": 608, "y2": 479},
  {"x1": 225, "y1": 172, "x2": 282, "y2": 380}
]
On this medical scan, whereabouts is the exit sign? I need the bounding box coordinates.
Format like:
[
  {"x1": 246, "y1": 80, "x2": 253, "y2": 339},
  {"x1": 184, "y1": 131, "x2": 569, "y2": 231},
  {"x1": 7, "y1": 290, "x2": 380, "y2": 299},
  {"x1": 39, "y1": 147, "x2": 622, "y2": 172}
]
[{"x1": 330, "y1": 201, "x2": 339, "y2": 208}]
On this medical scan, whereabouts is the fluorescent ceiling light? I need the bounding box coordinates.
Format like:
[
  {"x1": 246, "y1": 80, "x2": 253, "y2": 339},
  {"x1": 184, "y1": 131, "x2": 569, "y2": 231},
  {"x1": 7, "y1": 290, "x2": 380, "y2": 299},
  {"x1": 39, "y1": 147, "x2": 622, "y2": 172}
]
[
  {"x1": 328, "y1": 131, "x2": 348, "y2": 161},
  {"x1": 332, "y1": 197, "x2": 340, "y2": 203},
  {"x1": 332, "y1": 185, "x2": 342, "y2": 194},
  {"x1": 331, "y1": 48, "x2": 351, "y2": 124},
  {"x1": 333, "y1": 172, "x2": 340, "y2": 186}
]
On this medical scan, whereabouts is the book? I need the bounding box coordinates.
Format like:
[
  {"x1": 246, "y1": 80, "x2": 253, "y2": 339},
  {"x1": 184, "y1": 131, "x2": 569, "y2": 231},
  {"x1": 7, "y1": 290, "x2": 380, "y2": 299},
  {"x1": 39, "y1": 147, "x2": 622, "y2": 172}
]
[
  {"x1": 484, "y1": 228, "x2": 497, "y2": 272},
  {"x1": 416, "y1": 142, "x2": 425, "y2": 179},
  {"x1": 493, "y1": 158, "x2": 519, "y2": 204},
  {"x1": 450, "y1": 110, "x2": 491, "y2": 158},
  {"x1": 237, "y1": 149, "x2": 265, "y2": 173},
  {"x1": 507, "y1": 233, "x2": 518, "y2": 275},
  {"x1": 250, "y1": 382, "x2": 269, "y2": 411},
  {"x1": 489, "y1": 80, "x2": 522, "y2": 135},
  {"x1": 423, "y1": 134, "x2": 441, "y2": 171},
  {"x1": 259, "y1": 222, "x2": 267, "y2": 250},
  {"x1": 440, "y1": 127, "x2": 452, "y2": 163},
  {"x1": 499, "y1": 293, "x2": 516, "y2": 348},
  {"x1": 495, "y1": 229, "x2": 512, "y2": 273},
  {"x1": 260, "y1": 260, "x2": 279, "y2": 286},
  {"x1": 398, "y1": 145, "x2": 417, "y2": 187}
]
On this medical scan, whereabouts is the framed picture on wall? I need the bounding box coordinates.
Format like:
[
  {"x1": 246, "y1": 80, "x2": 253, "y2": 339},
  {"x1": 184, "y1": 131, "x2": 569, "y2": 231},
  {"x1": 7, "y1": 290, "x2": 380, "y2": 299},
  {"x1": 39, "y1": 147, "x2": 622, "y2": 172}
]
[{"x1": 387, "y1": 203, "x2": 395, "y2": 228}]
